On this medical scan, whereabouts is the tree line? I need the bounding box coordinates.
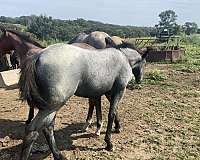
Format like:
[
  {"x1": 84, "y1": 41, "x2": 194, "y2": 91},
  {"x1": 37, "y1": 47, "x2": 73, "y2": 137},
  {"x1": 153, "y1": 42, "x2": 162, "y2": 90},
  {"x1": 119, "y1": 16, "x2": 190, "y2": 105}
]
[
  {"x1": 0, "y1": 15, "x2": 155, "y2": 42},
  {"x1": 0, "y1": 10, "x2": 199, "y2": 43}
]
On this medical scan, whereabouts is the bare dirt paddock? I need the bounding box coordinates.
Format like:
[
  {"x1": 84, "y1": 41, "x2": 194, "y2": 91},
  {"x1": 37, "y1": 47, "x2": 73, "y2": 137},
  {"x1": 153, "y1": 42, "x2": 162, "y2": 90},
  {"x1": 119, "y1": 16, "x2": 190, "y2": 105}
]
[{"x1": 0, "y1": 64, "x2": 200, "y2": 160}]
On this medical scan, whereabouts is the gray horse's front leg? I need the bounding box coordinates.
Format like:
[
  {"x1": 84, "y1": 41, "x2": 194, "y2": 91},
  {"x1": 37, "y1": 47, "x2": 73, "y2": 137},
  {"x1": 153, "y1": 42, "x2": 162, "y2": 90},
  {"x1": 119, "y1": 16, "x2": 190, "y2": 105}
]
[
  {"x1": 104, "y1": 88, "x2": 125, "y2": 151},
  {"x1": 83, "y1": 98, "x2": 95, "y2": 131}
]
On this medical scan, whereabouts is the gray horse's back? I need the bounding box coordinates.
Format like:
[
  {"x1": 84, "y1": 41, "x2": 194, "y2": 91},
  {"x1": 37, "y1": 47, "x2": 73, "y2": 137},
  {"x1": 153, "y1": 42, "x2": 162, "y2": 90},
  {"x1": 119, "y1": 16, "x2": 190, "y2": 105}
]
[{"x1": 36, "y1": 44, "x2": 132, "y2": 100}]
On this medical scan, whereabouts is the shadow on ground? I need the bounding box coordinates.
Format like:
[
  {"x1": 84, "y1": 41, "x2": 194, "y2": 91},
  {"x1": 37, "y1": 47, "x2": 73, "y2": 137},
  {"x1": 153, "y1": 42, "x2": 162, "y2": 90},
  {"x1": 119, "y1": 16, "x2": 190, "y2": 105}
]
[{"x1": 0, "y1": 119, "x2": 104, "y2": 160}]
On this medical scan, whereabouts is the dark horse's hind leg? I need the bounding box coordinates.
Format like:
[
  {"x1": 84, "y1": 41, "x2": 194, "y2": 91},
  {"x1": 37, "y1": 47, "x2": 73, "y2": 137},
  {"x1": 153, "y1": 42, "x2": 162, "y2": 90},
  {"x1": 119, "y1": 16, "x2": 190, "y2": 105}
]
[
  {"x1": 82, "y1": 98, "x2": 95, "y2": 131},
  {"x1": 83, "y1": 97, "x2": 103, "y2": 136},
  {"x1": 84, "y1": 95, "x2": 121, "y2": 136},
  {"x1": 25, "y1": 100, "x2": 35, "y2": 124},
  {"x1": 104, "y1": 88, "x2": 125, "y2": 151}
]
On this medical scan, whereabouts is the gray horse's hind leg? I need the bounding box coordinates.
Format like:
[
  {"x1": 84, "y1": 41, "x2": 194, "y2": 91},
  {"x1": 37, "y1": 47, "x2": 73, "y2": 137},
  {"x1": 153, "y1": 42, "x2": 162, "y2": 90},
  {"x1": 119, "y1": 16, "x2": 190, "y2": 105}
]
[
  {"x1": 20, "y1": 130, "x2": 39, "y2": 160},
  {"x1": 82, "y1": 98, "x2": 95, "y2": 131},
  {"x1": 95, "y1": 97, "x2": 103, "y2": 136},
  {"x1": 114, "y1": 112, "x2": 121, "y2": 133},
  {"x1": 43, "y1": 115, "x2": 67, "y2": 160},
  {"x1": 20, "y1": 110, "x2": 64, "y2": 160},
  {"x1": 104, "y1": 88, "x2": 125, "y2": 151},
  {"x1": 25, "y1": 100, "x2": 34, "y2": 124},
  {"x1": 105, "y1": 94, "x2": 121, "y2": 133}
]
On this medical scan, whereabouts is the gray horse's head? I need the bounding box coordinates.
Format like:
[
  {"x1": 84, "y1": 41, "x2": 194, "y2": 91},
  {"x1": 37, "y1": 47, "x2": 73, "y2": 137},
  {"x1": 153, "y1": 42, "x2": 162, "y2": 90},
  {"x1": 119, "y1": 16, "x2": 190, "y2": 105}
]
[
  {"x1": 114, "y1": 41, "x2": 148, "y2": 84},
  {"x1": 132, "y1": 53, "x2": 147, "y2": 84}
]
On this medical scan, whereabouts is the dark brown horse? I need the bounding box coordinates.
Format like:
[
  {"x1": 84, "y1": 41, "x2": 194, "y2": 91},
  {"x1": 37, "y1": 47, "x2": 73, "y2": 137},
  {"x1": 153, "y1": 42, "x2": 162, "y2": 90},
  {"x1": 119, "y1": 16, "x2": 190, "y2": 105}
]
[
  {"x1": 0, "y1": 27, "x2": 45, "y2": 124},
  {"x1": 0, "y1": 27, "x2": 44, "y2": 63}
]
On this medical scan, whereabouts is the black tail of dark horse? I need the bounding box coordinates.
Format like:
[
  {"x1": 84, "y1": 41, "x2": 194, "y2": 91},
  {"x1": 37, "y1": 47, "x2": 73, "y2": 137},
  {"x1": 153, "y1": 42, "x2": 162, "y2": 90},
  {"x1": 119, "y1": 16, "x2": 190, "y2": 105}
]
[{"x1": 18, "y1": 54, "x2": 47, "y2": 110}]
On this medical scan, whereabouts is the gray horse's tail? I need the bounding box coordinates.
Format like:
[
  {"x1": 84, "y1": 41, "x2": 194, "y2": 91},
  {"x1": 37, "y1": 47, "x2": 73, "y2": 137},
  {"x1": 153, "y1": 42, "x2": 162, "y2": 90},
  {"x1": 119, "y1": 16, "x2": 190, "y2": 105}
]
[{"x1": 18, "y1": 54, "x2": 48, "y2": 110}]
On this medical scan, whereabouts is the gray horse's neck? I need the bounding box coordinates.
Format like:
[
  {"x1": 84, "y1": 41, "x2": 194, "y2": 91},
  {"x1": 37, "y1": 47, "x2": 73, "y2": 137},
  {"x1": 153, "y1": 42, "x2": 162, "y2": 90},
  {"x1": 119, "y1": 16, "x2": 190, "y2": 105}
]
[{"x1": 119, "y1": 48, "x2": 142, "y2": 68}]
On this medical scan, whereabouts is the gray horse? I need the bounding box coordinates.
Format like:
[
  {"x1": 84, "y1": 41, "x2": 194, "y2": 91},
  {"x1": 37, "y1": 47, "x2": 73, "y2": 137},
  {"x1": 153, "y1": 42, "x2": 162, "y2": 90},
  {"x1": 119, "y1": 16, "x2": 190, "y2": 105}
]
[
  {"x1": 19, "y1": 43, "x2": 147, "y2": 160},
  {"x1": 68, "y1": 32, "x2": 88, "y2": 44},
  {"x1": 111, "y1": 36, "x2": 124, "y2": 45},
  {"x1": 68, "y1": 31, "x2": 115, "y2": 49}
]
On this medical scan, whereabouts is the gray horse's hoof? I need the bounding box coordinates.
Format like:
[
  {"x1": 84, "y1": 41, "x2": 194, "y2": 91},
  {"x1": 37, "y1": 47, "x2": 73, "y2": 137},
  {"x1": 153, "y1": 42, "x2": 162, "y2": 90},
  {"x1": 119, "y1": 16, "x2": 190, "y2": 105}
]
[
  {"x1": 95, "y1": 129, "x2": 101, "y2": 136},
  {"x1": 25, "y1": 119, "x2": 31, "y2": 125},
  {"x1": 113, "y1": 128, "x2": 121, "y2": 133},
  {"x1": 54, "y1": 154, "x2": 68, "y2": 160},
  {"x1": 82, "y1": 123, "x2": 90, "y2": 132},
  {"x1": 105, "y1": 143, "x2": 114, "y2": 151}
]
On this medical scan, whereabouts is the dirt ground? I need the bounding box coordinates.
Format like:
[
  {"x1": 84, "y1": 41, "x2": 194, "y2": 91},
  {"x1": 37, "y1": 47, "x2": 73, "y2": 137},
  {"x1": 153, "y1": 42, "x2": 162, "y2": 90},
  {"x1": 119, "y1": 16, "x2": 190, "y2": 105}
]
[{"x1": 0, "y1": 64, "x2": 200, "y2": 160}]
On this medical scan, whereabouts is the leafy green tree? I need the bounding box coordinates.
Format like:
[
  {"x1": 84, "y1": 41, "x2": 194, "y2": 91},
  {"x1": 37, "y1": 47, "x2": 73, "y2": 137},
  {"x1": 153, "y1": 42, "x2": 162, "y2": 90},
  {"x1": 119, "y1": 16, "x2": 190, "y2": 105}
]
[
  {"x1": 158, "y1": 10, "x2": 177, "y2": 28},
  {"x1": 183, "y1": 22, "x2": 198, "y2": 35},
  {"x1": 197, "y1": 29, "x2": 200, "y2": 34},
  {"x1": 156, "y1": 10, "x2": 178, "y2": 35}
]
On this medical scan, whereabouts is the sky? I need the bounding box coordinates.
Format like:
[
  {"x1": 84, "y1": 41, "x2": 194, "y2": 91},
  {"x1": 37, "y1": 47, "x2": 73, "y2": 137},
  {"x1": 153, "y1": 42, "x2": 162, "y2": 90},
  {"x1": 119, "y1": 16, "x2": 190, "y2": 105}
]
[{"x1": 0, "y1": 0, "x2": 199, "y2": 27}]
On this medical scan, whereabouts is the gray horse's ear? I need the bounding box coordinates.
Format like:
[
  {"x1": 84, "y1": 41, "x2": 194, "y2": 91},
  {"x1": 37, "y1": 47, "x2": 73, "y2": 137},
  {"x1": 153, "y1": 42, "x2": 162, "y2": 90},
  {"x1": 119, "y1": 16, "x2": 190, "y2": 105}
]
[
  {"x1": 142, "y1": 51, "x2": 148, "y2": 60},
  {"x1": 0, "y1": 26, "x2": 6, "y2": 32},
  {"x1": 141, "y1": 46, "x2": 153, "y2": 60},
  {"x1": 0, "y1": 26, "x2": 6, "y2": 36}
]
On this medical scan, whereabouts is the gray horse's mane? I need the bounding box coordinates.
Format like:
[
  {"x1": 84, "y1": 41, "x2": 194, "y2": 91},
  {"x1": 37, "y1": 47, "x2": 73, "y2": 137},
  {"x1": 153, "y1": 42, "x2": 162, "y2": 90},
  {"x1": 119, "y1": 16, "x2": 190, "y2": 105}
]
[
  {"x1": 115, "y1": 41, "x2": 137, "y2": 50},
  {"x1": 6, "y1": 29, "x2": 45, "y2": 48},
  {"x1": 113, "y1": 40, "x2": 150, "y2": 60},
  {"x1": 105, "y1": 36, "x2": 141, "y2": 51}
]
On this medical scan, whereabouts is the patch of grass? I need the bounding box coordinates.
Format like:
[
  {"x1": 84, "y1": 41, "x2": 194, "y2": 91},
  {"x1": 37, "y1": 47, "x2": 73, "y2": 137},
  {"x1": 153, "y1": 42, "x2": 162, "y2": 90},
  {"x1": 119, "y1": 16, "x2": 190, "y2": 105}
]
[
  {"x1": 174, "y1": 64, "x2": 200, "y2": 73},
  {"x1": 127, "y1": 77, "x2": 143, "y2": 90},
  {"x1": 174, "y1": 43, "x2": 200, "y2": 73},
  {"x1": 145, "y1": 69, "x2": 166, "y2": 85},
  {"x1": 192, "y1": 78, "x2": 200, "y2": 87},
  {"x1": 182, "y1": 90, "x2": 200, "y2": 98}
]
